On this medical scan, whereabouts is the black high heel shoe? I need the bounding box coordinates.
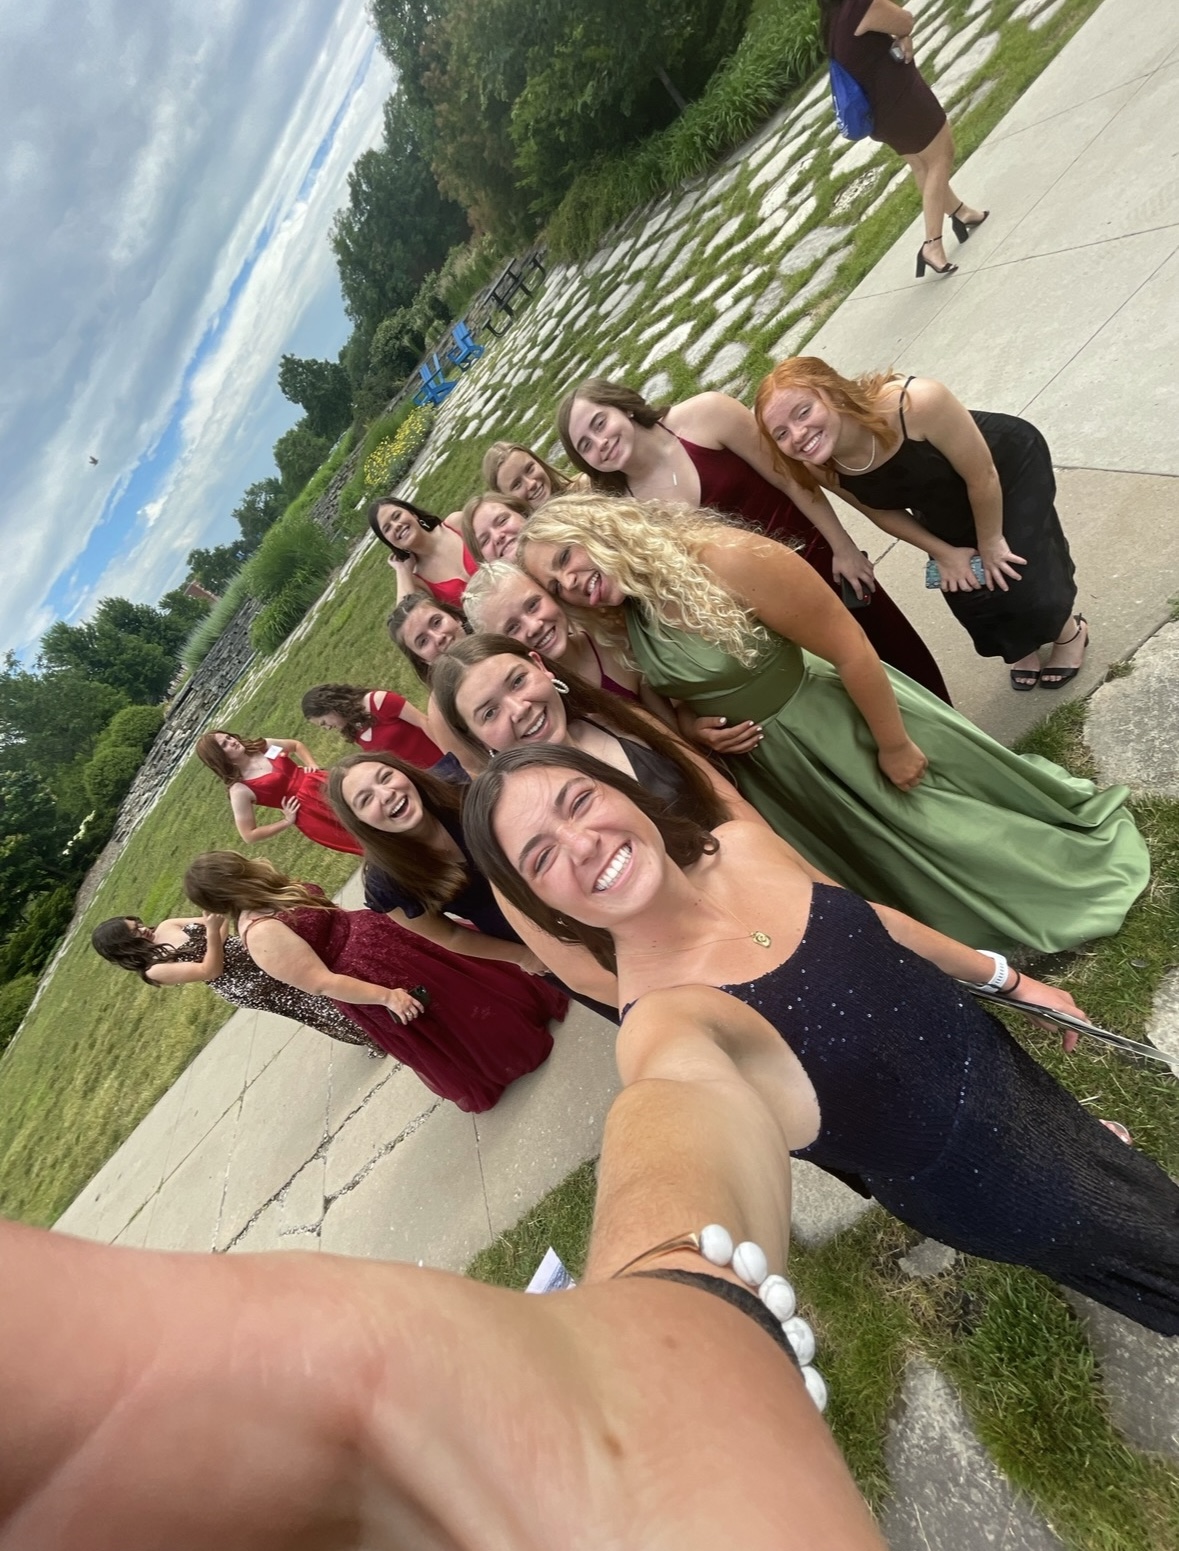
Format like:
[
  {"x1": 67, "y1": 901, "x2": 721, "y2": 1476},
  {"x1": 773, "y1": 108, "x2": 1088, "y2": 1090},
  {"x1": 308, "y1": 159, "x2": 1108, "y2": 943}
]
[
  {"x1": 1040, "y1": 615, "x2": 1089, "y2": 689},
  {"x1": 915, "y1": 238, "x2": 958, "y2": 278},
  {"x1": 950, "y1": 202, "x2": 990, "y2": 243}
]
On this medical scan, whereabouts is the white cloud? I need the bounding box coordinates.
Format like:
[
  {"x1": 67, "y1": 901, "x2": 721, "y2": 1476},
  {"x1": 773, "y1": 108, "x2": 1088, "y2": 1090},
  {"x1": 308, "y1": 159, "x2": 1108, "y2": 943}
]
[{"x1": 0, "y1": 0, "x2": 394, "y2": 654}]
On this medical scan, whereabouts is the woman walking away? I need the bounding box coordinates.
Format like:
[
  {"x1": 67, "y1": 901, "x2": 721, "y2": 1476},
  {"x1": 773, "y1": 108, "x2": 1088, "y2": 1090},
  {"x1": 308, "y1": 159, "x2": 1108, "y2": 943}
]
[
  {"x1": 368, "y1": 495, "x2": 477, "y2": 607},
  {"x1": 518, "y1": 494, "x2": 1147, "y2": 955},
  {"x1": 91, "y1": 912, "x2": 381, "y2": 1051},
  {"x1": 195, "y1": 729, "x2": 362, "y2": 856},
  {"x1": 301, "y1": 682, "x2": 442, "y2": 768},
  {"x1": 185, "y1": 851, "x2": 567, "y2": 1112},
  {"x1": 757, "y1": 359, "x2": 1087, "y2": 690},
  {"x1": 558, "y1": 376, "x2": 949, "y2": 701},
  {"x1": 467, "y1": 744, "x2": 1179, "y2": 1336},
  {"x1": 821, "y1": 0, "x2": 987, "y2": 277}
]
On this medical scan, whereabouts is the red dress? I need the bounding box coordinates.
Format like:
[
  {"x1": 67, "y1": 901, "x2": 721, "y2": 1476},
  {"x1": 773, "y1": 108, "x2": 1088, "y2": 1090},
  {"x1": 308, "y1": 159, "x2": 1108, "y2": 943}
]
[
  {"x1": 353, "y1": 692, "x2": 443, "y2": 767},
  {"x1": 679, "y1": 437, "x2": 951, "y2": 703},
  {"x1": 276, "y1": 905, "x2": 567, "y2": 1111},
  {"x1": 419, "y1": 545, "x2": 479, "y2": 608},
  {"x1": 240, "y1": 750, "x2": 362, "y2": 855}
]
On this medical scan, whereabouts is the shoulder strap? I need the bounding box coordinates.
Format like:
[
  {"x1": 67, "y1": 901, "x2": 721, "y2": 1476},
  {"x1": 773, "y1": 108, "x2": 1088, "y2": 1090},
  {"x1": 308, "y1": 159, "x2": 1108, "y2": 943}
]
[{"x1": 898, "y1": 376, "x2": 916, "y2": 439}]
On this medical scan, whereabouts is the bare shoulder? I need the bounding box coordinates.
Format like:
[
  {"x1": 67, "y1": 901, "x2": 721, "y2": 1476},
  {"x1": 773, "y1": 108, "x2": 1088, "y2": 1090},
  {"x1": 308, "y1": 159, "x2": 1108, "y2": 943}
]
[
  {"x1": 666, "y1": 392, "x2": 740, "y2": 441},
  {"x1": 898, "y1": 375, "x2": 955, "y2": 425}
]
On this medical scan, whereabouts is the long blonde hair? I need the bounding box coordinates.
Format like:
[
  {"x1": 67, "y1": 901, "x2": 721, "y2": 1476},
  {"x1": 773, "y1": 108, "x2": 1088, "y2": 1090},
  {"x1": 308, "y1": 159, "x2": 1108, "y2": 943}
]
[
  {"x1": 184, "y1": 852, "x2": 336, "y2": 916},
  {"x1": 754, "y1": 357, "x2": 898, "y2": 491},
  {"x1": 518, "y1": 493, "x2": 766, "y2": 667},
  {"x1": 460, "y1": 560, "x2": 532, "y2": 633}
]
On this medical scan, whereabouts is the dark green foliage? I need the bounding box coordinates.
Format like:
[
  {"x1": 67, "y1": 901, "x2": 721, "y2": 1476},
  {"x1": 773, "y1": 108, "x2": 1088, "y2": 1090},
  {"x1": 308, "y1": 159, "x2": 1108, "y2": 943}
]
[
  {"x1": 0, "y1": 657, "x2": 127, "y2": 797},
  {"x1": 244, "y1": 513, "x2": 342, "y2": 603},
  {"x1": 179, "y1": 570, "x2": 256, "y2": 675},
  {"x1": 233, "y1": 478, "x2": 286, "y2": 549},
  {"x1": 273, "y1": 421, "x2": 334, "y2": 504},
  {"x1": 38, "y1": 597, "x2": 183, "y2": 705},
  {"x1": 0, "y1": 771, "x2": 79, "y2": 935},
  {"x1": 278, "y1": 355, "x2": 354, "y2": 441},
  {"x1": 0, "y1": 975, "x2": 37, "y2": 1052},
  {"x1": 186, "y1": 540, "x2": 249, "y2": 595},
  {"x1": 248, "y1": 570, "x2": 332, "y2": 655},
  {"x1": 82, "y1": 744, "x2": 144, "y2": 811},
  {"x1": 156, "y1": 588, "x2": 212, "y2": 634},
  {"x1": 97, "y1": 704, "x2": 165, "y2": 760},
  {"x1": 0, "y1": 889, "x2": 75, "y2": 983}
]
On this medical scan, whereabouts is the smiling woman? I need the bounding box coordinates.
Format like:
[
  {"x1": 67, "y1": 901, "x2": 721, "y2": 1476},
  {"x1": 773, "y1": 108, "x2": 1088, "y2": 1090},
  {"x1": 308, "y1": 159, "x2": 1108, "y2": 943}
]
[{"x1": 367, "y1": 495, "x2": 477, "y2": 607}]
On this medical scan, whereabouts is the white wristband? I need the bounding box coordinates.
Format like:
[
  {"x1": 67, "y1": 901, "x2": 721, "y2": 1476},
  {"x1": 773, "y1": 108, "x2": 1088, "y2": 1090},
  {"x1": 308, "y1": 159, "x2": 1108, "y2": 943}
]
[{"x1": 970, "y1": 950, "x2": 1009, "y2": 992}]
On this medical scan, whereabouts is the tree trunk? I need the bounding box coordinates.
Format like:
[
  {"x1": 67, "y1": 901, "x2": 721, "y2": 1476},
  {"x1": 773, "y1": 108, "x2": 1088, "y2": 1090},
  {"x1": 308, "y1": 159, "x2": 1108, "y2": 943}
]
[{"x1": 654, "y1": 63, "x2": 689, "y2": 113}]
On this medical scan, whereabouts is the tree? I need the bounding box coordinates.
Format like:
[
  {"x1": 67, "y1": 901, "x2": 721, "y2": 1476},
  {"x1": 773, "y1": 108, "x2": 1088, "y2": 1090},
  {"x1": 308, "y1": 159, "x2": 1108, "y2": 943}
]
[
  {"x1": 0, "y1": 770, "x2": 78, "y2": 936},
  {"x1": 0, "y1": 655, "x2": 126, "y2": 792},
  {"x1": 40, "y1": 611, "x2": 175, "y2": 705},
  {"x1": 233, "y1": 479, "x2": 286, "y2": 549},
  {"x1": 278, "y1": 356, "x2": 353, "y2": 441},
  {"x1": 273, "y1": 421, "x2": 332, "y2": 503},
  {"x1": 158, "y1": 587, "x2": 211, "y2": 635},
  {"x1": 187, "y1": 540, "x2": 248, "y2": 594}
]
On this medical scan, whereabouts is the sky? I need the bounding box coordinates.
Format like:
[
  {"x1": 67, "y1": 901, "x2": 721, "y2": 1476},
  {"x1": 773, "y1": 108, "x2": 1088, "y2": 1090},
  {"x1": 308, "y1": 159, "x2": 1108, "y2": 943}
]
[{"x1": 0, "y1": 0, "x2": 395, "y2": 658}]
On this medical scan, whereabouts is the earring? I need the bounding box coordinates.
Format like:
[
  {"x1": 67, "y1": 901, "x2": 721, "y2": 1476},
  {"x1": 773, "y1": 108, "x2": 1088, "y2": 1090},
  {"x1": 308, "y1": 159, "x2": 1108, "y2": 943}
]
[{"x1": 552, "y1": 678, "x2": 570, "y2": 695}]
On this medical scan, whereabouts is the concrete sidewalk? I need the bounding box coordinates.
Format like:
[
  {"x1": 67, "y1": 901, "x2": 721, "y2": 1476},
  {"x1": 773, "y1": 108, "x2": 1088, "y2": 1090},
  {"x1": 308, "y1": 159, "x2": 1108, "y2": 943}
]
[{"x1": 58, "y1": 0, "x2": 1177, "y2": 1285}]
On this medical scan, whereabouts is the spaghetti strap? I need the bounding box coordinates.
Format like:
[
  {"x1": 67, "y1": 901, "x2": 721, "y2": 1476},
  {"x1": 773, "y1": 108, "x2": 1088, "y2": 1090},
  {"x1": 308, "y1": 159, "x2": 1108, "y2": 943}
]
[{"x1": 898, "y1": 376, "x2": 916, "y2": 441}]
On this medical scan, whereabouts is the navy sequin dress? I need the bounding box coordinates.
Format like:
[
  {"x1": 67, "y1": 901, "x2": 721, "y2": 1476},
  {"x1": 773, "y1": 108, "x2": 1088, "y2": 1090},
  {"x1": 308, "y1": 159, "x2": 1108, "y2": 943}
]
[{"x1": 718, "y1": 886, "x2": 1179, "y2": 1333}]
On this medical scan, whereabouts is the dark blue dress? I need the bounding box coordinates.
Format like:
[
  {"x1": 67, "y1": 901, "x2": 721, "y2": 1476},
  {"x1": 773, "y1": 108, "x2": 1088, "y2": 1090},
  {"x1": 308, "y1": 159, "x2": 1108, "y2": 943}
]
[{"x1": 715, "y1": 886, "x2": 1179, "y2": 1333}]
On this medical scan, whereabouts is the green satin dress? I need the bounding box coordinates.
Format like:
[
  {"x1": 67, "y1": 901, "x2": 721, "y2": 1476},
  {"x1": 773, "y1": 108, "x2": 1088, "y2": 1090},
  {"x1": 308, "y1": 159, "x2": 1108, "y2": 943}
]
[{"x1": 626, "y1": 606, "x2": 1149, "y2": 953}]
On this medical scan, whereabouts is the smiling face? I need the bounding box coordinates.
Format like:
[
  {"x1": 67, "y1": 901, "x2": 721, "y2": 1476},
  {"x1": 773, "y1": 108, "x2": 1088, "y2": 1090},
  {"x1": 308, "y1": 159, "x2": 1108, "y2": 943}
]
[
  {"x1": 453, "y1": 653, "x2": 569, "y2": 753},
  {"x1": 478, "y1": 571, "x2": 570, "y2": 658},
  {"x1": 496, "y1": 450, "x2": 552, "y2": 506},
  {"x1": 339, "y1": 761, "x2": 425, "y2": 835},
  {"x1": 522, "y1": 540, "x2": 626, "y2": 611},
  {"x1": 396, "y1": 601, "x2": 465, "y2": 665},
  {"x1": 471, "y1": 499, "x2": 526, "y2": 561},
  {"x1": 564, "y1": 397, "x2": 634, "y2": 474},
  {"x1": 760, "y1": 386, "x2": 841, "y2": 464},
  {"x1": 376, "y1": 503, "x2": 424, "y2": 552},
  {"x1": 491, "y1": 763, "x2": 663, "y2": 928}
]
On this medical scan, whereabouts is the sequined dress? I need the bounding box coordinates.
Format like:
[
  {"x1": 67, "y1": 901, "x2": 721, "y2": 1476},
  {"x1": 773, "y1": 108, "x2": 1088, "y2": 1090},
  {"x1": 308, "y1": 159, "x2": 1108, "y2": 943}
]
[
  {"x1": 173, "y1": 923, "x2": 374, "y2": 1047},
  {"x1": 695, "y1": 886, "x2": 1179, "y2": 1332}
]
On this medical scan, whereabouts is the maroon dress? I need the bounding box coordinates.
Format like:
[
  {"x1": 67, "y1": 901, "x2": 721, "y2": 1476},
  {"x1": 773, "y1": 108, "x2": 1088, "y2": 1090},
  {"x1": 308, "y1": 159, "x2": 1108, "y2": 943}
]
[
  {"x1": 679, "y1": 436, "x2": 951, "y2": 703},
  {"x1": 828, "y1": 0, "x2": 947, "y2": 156},
  {"x1": 271, "y1": 906, "x2": 567, "y2": 1111}
]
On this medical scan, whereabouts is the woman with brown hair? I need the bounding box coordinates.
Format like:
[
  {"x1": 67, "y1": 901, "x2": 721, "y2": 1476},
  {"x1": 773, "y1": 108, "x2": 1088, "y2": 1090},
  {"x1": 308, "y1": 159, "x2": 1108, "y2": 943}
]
[
  {"x1": 367, "y1": 494, "x2": 477, "y2": 608},
  {"x1": 755, "y1": 358, "x2": 1085, "y2": 690},
  {"x1": 183, "y1": 850, "x2": 567, "y2": 1112},
  {"x1": 557, "y1": 376, "x2": 949, "y2": 700},
  {"x1": 461, "y1": 490, "x2": 532, "y2": 563},
  {"x1": 90, "y1": 912, "x2": 380, "y2": 1050},
  {"x1": 194, "y1": 730, "x2": 361, "y2": 856},
  {"x1": 300, "y1": 682, "x2": 442, "y2": 769},
  {"x1": 387, "y1": 592, "x2": 470, "y2": 685},
  {"x1": 481, "y1": 440, "x2": 585, "y2": 508}
]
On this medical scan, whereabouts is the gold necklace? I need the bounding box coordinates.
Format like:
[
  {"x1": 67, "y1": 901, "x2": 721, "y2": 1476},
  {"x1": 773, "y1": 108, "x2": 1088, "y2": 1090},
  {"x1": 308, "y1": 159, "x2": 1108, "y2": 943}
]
[
  {"x1": 627, "y1": 895, "x2": 773, "y2": 960},
  {"x1": 833, "y1": 433, "x2": 877, "y2": 475}
]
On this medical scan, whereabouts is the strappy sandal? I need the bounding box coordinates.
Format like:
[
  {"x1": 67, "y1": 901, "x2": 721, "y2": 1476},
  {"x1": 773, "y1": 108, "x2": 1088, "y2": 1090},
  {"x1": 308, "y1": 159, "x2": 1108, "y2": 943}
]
[
  {"x1": 1040, "y1": 615, "x2": 1088, "y2": 689},
  {"x1": 1009, "y1": 665, "x2": 1041, "y2": 691},
  {"x1": 950, "y1": 202, "x2": 990, "y2": 242},
  {"x1": 916, "y1": 238, "x2": 958, "y2": 278}
]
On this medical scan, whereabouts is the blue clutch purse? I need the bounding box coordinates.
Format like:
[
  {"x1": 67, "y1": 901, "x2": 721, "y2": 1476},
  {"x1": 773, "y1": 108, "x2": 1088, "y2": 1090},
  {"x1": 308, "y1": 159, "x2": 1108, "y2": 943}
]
[{"x1": 925, "y1": 555, "x2": 985, "y2": 588}]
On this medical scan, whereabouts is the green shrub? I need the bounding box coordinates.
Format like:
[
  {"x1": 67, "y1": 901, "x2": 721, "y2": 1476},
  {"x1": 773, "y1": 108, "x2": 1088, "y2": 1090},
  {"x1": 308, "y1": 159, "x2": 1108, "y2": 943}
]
[
  {"x1": 83, "y1": 744, "x2": 144, "y2": 811},
  {"x1": 0, "y1": 889, "x2": 76, "y2": 983},
  {"x1": 0, "y1": 975, "x2": 37, "y2": 1053},
  {"x1": 180, "y1": 568, "x2": 255, "y2": 673},
  {"x1": 248, "y1": 568, "x2": 330, "y2": 655},
  {"x1": 97, "y1": 704, "x2": 165, "y2": 760},
  {"x1": 243, "y1": 513, "x2": 343, "y2": 604},
  {"x1": 547, "y1": 0, "x2": 822, "y2": 259}
]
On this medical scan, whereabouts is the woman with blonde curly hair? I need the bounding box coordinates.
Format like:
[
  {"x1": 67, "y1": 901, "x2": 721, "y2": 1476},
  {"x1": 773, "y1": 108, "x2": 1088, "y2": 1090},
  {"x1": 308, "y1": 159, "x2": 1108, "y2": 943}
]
[
  {"x1": 755, "y1": 358, "x2": 1084, "y2": 691},
  {"x1": 517, "y1": 493, "x2": 1147, "y2": 955},
  {"x1": 557, "y1": 376, "x2": 948, "y2": 701},
  {"x1": 184, "y1": 850, "x2": 567, "y2": 1111}
]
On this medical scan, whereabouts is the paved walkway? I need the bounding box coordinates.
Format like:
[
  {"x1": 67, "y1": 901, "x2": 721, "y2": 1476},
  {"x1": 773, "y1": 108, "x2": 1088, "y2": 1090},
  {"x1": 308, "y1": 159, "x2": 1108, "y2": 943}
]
[{"x1": 54, "y1": 0, "x2": 1179, "y2": 1540}]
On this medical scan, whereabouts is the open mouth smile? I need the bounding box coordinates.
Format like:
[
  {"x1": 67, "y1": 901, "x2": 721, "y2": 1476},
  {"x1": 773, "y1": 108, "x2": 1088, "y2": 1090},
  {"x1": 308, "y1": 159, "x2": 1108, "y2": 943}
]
[
  {"x1": 518, "y1": 708, "x2": 548, "y2": 741},
  {"x1": 798, "y1": 429, "x2": 823, "y2": 458},
  {"x1": 594, "y1": 843, "x2": 632, "y2": 892},
  {"x1": 385, "y1": 793, "x2": 410, "y2": 821}
]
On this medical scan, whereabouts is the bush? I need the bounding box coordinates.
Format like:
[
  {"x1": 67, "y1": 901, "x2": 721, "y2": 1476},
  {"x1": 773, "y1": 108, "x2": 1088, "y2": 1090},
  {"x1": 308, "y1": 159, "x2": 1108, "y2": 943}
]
[
  {"x1": 0, "y1": 887, "x2": 77, "y2": 981},
  {"x1": 547, "y1": 0, "x2": 822, "y2": 259},
  {"x1": 83, "y1": 744, "x2": 144, "y2": 811},
  {"x1": 243, "y1": 513, "x2": 343, "y2": 604},
  {"x1": 97, "y1": 704, "x2": 165, "y2": 761},
  {"x1": 0, "y1": 975, "x2": 37, "y2": 1053},
  {"x1": 363, "y1": 406, "x2": 435, "y2": 493},
  {"x1": 180, "y1": 568, "x2": 256, "y2": 673},
  {"x1": 248, "y1": 568, "x2": 331, "y2": 655}
]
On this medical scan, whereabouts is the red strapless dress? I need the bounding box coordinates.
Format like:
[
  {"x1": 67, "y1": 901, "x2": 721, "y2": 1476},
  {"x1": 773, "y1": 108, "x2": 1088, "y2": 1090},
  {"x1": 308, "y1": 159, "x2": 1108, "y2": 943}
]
[
  {"x1": 419, "y1": 545, "x2": 479, "y2": 608},
  {"x1": 241, "y1": 751, "x2": 362, "y2": 855},
  {"x1": 278, "y1": 905, "x2": 567, "y2": 1111},
  {"x1": 354, "y1": 692, "x2": 443, "y2": 767},
  {"x1": 680, "y1": 437, "x2": 951, "y2": 703}
]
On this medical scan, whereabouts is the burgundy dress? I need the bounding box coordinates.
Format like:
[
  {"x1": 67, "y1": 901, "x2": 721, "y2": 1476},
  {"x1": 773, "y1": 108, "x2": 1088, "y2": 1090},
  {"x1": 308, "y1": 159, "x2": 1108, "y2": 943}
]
[
  {"x1": 273, "y1": 905, "x2": 567, "y2": 1111},
  {"x1": 828, "y1": 0, "x2": 947, "y2": 156},
  {"x1": 240, "y1": 751, "x2": 362, "y2": 855},
  {"x1": 679, "y1": 436, "x2": 951, "y2": 703}
]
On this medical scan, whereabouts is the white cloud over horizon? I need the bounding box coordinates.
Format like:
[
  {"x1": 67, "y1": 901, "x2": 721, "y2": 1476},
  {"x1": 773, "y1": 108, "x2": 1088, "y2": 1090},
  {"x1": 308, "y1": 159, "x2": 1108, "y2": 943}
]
[{"x1": 0, "y1": 0, "x2": 395, "y2": 656}]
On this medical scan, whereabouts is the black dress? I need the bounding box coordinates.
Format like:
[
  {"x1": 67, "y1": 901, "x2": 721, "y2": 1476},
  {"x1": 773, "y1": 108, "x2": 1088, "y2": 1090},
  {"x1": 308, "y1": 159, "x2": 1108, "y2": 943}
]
[
  {"x1": 712, "y1": 885, "x2": 1179, "y2": 1333},
  {"x1": 828, "y1": 0, "x2": 946, "y2": 156},
  {"x1": 835, "y1": 383, "x2": 1077, "y2": 663}
]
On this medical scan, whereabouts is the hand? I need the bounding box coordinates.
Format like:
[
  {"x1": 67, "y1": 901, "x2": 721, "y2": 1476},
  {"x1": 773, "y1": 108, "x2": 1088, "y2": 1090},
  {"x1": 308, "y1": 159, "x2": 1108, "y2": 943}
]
[
  {"x1": 518, "y1": 950, "x2": 549, "y2": 976},
  {"x1": 976, "y1": 536, "x2": 1027, "y2": 594},
  {"x1": 300, "y1": 757, "x2": 321, "y2": 773},
  {"x1": 935, "y1": 547, "x2": 987, "y2": 592},
  {"x1": 690, "y1": 714, "x2": 764, "y2": 756},
  {"x1": 1002, "y1": 974, "x2": 1088, "y2": 1051},
  {"x1": 280, "y1": 795, "x2": 301, "y2": 826},
  {"x1": 831, "y1": 547, "x2": 876, "y2": 602},
  {"x1": 388, "y1": 554, "x2": 416, "y2": 580},
  {"x1": 202, "y1": 912, "x2": 228, "y2": 941},
  {"x1": 877, "y1": 739, "x2": 928, "y2": 792},
  {"x1": 898, "y1": 34, "x2": 914, "y2": 63},
  {"x1": 387, "y1": 988, "x2": 424, "y2": 1024}
]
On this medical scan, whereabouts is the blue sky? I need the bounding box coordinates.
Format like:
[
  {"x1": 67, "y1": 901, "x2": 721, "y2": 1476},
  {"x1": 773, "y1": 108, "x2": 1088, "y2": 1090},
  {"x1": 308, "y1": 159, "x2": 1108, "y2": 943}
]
[{"x1": 0, "y1": 0, "x2": 395, "y2": 657}]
